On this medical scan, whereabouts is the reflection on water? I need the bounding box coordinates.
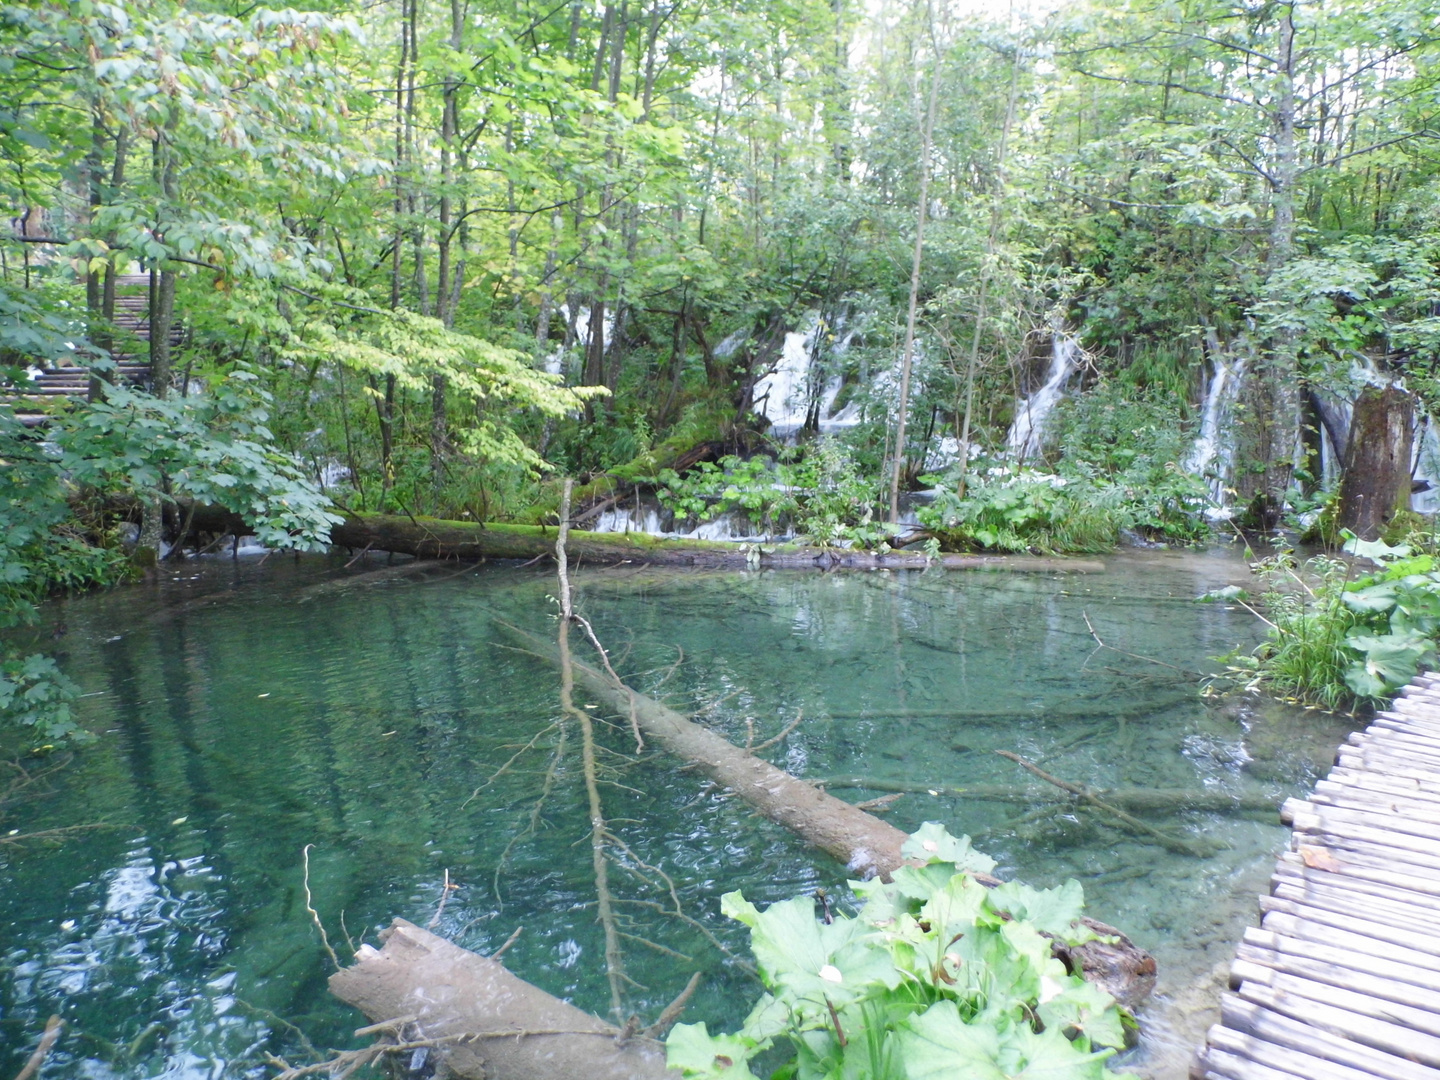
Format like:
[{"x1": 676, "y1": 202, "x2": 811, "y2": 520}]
[{"x1": 0, "y1": 551, "x2": 1356, "y2": 1078}]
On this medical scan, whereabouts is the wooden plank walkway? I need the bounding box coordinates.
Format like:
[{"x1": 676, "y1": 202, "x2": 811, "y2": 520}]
[{"x1": 1191, "y1": 672, "x2": 1440, "y2": 1079}]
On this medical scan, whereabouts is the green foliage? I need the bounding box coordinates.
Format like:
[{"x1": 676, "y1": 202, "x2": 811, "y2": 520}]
[
  {"x1": 915, "y1": 467, "x2": 1128, "y2": 554},
  {"x1": 60, "y1": 376, "x2": 343, "y2": 550},
  {"x1": 1225, "y1": 536, "x2": 1440, "y2": 710},
  {"x1": 0, "y1": 654, "x2": 85, "y2": 747},
  {"x1": 1053, "y1": 382, "x2": 1210, "y2": 543},
  {"x1": 651, "y1": 441, "x2": 889, "y2": 547},
  {"x1": 666, "y1": 823, "x2": 1135, "y2": 1080}
]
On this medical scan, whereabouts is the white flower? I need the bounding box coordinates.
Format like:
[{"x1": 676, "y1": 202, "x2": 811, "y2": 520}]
[
  {"x1": 1039, "y1": 975, "x2": 1065, "y2": 1004},
  {"x1": 819, "y1": 964, "x2": 844, "y2": 984}
]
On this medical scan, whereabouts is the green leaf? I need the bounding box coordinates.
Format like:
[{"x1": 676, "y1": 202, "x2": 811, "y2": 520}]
[
  {"x1": 988, "y1": 880, "x2": 1093, "y2": 941},
  {"x1": 901, "y1": 822, "x2": 998, "y2": 875},
  {"x1": 897, "y1": 1001, "x2": 1007, "y2": 1080},
  {"x1": 666, "y1": 1023, "x2": 762, "y2": 1079},
  {"x1": 1036, "y1": 980, "x2": 1128, "y2": 1051}
]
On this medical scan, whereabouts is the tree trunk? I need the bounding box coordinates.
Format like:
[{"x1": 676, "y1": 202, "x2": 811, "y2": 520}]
[
  {"x1": 1236, "y1": 1, "x2": 1301, "y2": 525},
  {"x1": 887, "y1": 29, "x2": 939, "y2": 524},
  {"x1": 330, "y1": 920, "x2": 675, "y2": 1080},
  {"x1": 1336, "y1": 384, "x2": 1414, "y2": 541}
]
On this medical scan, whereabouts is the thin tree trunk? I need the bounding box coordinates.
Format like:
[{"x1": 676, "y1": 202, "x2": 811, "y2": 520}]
[
  {"x1": 887, "y1": 17, "x2": 941, "y2": 524},
  {"x1": 956, "y1": 44, "x2": 1019, "y2": 497},
  {"x1": 1237, "y1": 1, "x2": 1301, "y2": 525}
]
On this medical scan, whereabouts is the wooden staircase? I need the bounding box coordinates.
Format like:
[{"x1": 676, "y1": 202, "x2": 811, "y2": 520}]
[{"x1": 3, "y1": 274, "x2": 184, "y2": 426}]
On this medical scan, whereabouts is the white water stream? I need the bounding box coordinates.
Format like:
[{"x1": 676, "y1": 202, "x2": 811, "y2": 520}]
[
  {"x1": 1183, "y1": 354, "x2": 1247, "y2": 508},
  {"x1": 752, "y1": 315, "x2": 860, "y2": 439},
  {"x1": 1006, "y1": 334, "x2": 1081, "y2": 462}
]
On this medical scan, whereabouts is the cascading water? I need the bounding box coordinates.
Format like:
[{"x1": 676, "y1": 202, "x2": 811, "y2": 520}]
[
  {"x1": 1006, "y1": 333, "x2": 1080, "y2": 462},
  {"x1": 753, "y1": 314, "x2": 859, "y2": 440},
  {"x1": 1183, "y1": 353, "x2": 1247, "y2": 506},
  {"x1": 542, "y1": 303, "x2": 614, "y2": 376},
  {"x1": 1412, "y1": 415, "x2": 1440, "y2": 515}
]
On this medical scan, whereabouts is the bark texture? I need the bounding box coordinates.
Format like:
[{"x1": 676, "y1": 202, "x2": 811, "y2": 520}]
[
  {"x1": 329, "y1": 919, "x2": 675, "y2": 1080},
  {"x1": 1336, "y1": 384, "x2": 1413, "y2": 541}
]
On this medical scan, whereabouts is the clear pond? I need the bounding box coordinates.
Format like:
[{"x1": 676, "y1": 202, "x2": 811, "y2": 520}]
[{"x1": 0, "y1": 550, "x2": 1356, "y2": 1078}]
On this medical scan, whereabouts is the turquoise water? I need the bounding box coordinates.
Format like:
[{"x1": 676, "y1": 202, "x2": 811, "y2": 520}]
[{"x1": 0, "y1": 551, "x2": 1355, "y2": 1077}]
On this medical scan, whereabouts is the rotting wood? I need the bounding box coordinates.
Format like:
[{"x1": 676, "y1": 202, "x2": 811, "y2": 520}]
[
  {"x1": 96, "y1": 498, "x2": 1107, "y2": 572},
  {"x1": 327, "y1": 919, "x2": 675, "y2": 1080}
]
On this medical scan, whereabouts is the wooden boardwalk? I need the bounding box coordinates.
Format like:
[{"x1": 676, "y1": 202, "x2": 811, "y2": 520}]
[{"x1": 1192, "y1": 673, "x2": 1440, "y2": 1079}]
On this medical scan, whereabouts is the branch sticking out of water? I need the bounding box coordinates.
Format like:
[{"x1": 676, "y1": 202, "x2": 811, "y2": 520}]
[
  {"x1": 302, "y1": 844, "x2": 341, "y2": 971},
  {"x1": 556, "y1": 479, "x2": 628, "y2": 1021}
]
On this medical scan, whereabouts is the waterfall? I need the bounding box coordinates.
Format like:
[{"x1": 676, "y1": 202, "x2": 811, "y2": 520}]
[
  {"x1": 1183, "y1": 353, "x2": 1247, "y2": 504},
  {"x1": 1006, "y1": 333, "x2": 1080, "y2": 462},
  {"x1": 753, "y1": 326, "x2": 816, "y2": 439},
  {"x1": 752, "y1": 314, "x2": 858, "y2": 440},
  {"x1": 1412, "y1": 415, "x2": 1440, "y2": 515}
]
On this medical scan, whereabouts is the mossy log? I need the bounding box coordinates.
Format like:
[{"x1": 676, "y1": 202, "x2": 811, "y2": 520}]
[
  {"x1": 495, "y1": 621, "x2": 1157, "y2": 1010},
  {"x1": 329, "y1": 514, "x2": 1106, "y2": 572}
]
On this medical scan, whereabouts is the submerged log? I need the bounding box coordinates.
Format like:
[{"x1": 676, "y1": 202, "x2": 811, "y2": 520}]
[
  {"x1": 1336, "y1": 384, "x2": 1414, "y2": 541},
  {"x1": 329, "y1": 514, "x2": 1106, "y2": 572},
  {"x1": 329, "y1": 919, "x2": 675, "y2": 1080},
  {"x1": 818, "y1": 776, "x2": 1281, "y2": 814},
  {"x1": 495, "y1": 621, "x2": 1158, "y2": 1009}
]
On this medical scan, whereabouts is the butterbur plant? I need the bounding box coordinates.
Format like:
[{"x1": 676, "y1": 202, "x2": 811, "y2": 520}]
[{"x1": 667, "y1": 824, "x2": 1136, "y2": 1080}]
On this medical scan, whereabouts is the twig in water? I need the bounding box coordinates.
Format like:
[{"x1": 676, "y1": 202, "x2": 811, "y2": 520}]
[
  {"x1": 644, "y1": 972, "x2": 702, "y2": 1039},
  {"x1": 490, "y1": 924, "x2": 524, "y2": 960},
  {"x1": 994, "y1": 751, "x2": 1212, "y2": 858},
  {"x1": 462, "y1": 721, "x2": 558, "y2": 807},
  {"x1": 556, "y1": 478, "x2": 627, "y2": 1021},
  {"x1": 13, "y1": 1016, "x2": 62, "y2": 1080},
  {"x1": 302, "y1": 844, "x2": 341, "y2": 970},
  {"x1": 343, "y1": 543, "x2": 373, "y2": 569},
  {"x1": 752, "y1": 711, "x2": 803, "y2": 753},
  {"x1": 1082, "y1": 611, "x2": 1199, "y2": 675},
  {"x1": 427, "y1": 869, "x2": 459, "y2": 930}
]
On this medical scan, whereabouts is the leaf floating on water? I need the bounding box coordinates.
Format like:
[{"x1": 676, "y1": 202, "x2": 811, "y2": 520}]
[{"x1": 1299, "y1": 845, "x2": 1342, "y2": 871}]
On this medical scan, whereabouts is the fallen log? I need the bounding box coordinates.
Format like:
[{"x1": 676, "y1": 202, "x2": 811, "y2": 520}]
[
  {"x1": 494, "y1": 620, "x2": 1158, "y2": 1009},
  {"x1": 329, "y1": 514, "x2": 1106, "y2": 572},
  {"x1": 328, "y1": 919, "x2": 676, "y2": 1080},
  {"x1": 817, "y1": 776, "x2": 1281, "y2": 814}
]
